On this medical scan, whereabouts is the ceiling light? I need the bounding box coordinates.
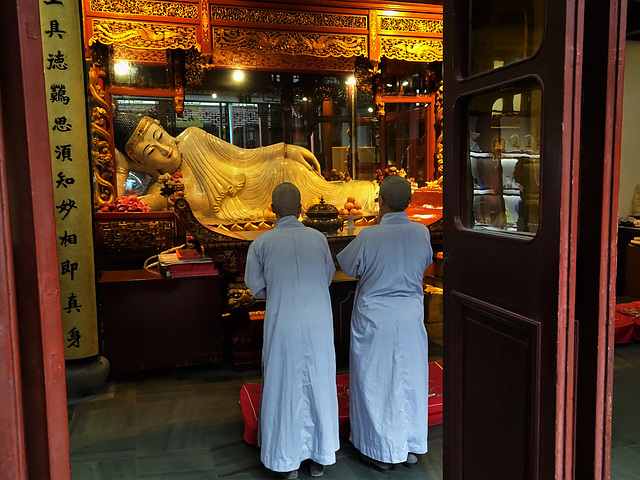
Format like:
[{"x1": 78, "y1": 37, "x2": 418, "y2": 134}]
[
  {"x1": 233, "y1": 70, "x2": 244, "y2": 82},
  {"x1": 114, "y1": 60, "x2": 130, "y2": 76}
]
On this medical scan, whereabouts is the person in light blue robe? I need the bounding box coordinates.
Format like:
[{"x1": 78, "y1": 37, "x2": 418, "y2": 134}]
[
  {"x1": 337, "y1": 175, "x2": 433, "y2": 472},
  {"x1": 245, "y1": 182, "x2": 339, "y2": 479}
]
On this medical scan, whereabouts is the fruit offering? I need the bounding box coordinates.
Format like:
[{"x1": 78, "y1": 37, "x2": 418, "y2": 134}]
[
  {"x1": 263, "y1": 203, "x2": 277, "y2": 219},
  {"x1": 340, "y1": 196, "x2": 363, "y2": 216}
]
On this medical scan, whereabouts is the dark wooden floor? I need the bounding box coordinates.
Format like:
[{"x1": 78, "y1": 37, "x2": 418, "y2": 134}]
[{"x1": 68, "y1": 333, "x2": 640, "y2": 479}]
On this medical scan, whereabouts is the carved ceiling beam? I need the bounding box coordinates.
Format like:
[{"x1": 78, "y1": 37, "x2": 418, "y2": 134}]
[
  {"x1": 88, "y1": 18, "x2": 200, "y2": 51},
  {"x1": 212, "y1": 28, "x2": 368, "y2": 59},
  {"x1": 82, "y1": 0, "x2": 443, "y2": 64}
]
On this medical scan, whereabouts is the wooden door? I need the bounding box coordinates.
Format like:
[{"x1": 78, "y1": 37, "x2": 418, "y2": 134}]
[{"x1": 443, "y1": 1, "x2": 625, "y2": 478}]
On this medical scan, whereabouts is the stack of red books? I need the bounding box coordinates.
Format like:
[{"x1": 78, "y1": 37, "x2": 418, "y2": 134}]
[{"x1": 159, "y1": 249, "x2": 218, "y2": 278}]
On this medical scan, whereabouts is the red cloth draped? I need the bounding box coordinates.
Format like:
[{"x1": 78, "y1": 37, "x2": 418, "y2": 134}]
[{"x1": 614, "y1": 301, "x2": 640, "y2": 344}]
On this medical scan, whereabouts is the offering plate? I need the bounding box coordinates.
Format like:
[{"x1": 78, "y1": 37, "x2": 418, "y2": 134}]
[{"x1": 339, "y1": 214, "x2": 364, "y2": 231}]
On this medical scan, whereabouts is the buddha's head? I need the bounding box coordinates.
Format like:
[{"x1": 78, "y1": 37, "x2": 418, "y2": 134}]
[{"x1": 114, "y1": 114, "x2": 181, "y2": 174}]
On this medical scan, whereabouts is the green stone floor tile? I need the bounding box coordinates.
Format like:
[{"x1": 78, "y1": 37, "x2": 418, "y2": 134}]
[
  {"x1": 136, "y1": 396, "x2": 200, "y2": 427},
  {"x1": 66, "y1": 343, "x2": 640, "y2": 479},
  {"x1": 71, "y1": 455, "x2": 137, "y2": 480},
  {"x1": 70, "y1": 431, "x2": 137, "y2": 461},
  {"x1": 137, "y1": 448, "x2": 216, "y2": 478},
  {"x1": 137, "y1": 421, "x2": 211, "y2": 455},
  {"x1": 69, "y1": 403, "x2": 137, "y2": 437},
  {"x1": 611, "y1": 444, "x2": 640, "y2": 480}
]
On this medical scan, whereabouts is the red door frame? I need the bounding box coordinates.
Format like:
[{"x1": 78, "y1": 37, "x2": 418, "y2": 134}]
[
  {"x1": 0, "y1": 0, "x2": 71, "y2": 478},
  {"x1": 443, "y1": 1, "x2": 625, "y2": 478},
  {"x1": 573, "y1": 1, "x2": 626, "y2": 478},
  {"x1": 0, "y1": 0, "x2": 626, "y2": 478}
]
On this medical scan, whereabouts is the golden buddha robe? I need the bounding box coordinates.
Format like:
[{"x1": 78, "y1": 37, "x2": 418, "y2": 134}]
[{"x1": 174, "y1": 127, "x2": 378, "y2": 223}]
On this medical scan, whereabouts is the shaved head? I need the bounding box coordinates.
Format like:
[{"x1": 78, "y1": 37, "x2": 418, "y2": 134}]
[
  {"x1": 272, "y1": 182, "x2": 301, "y2": 218},
  {"x1": 380, "y1": 175, "x2": 412, "y2": 211}
]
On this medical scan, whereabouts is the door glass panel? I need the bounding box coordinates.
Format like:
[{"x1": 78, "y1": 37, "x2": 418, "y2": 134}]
[
  {"x1": 467, "y1": 80, "x2": 541, "y2": 234},
  {"x1": 469, "y1": 0, "x2": 544, "y2": 75}
]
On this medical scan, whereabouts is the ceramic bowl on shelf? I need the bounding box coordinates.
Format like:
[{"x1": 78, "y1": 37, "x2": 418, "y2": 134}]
[{"x1": 339, "y1": 214, "x2": 364, "y2": 230}]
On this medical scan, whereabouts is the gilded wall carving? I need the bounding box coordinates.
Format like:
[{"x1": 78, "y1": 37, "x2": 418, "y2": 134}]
[
  {"x1": 210, "y1": 6, "x2": 367, "y2": 29},
  {"x1": 354, "y1": 57, "x2": 380, "y2": 97},
  {"x1": 88, "y1": 59, "x2": 116, "y2": 206},
  {"x1": 203, "y1": 47, "x2": 354, "y2": 72},
  {"x1": 91, "y1": 19, "x2": 199, "y2": 51},
  {"x1": 201, "y1": 0, "x2": 210, "y2": 42},
  {"x1": 94, "y1": 217, "x2": 178, "y2": 253},
  {"x1": 427, "y1": 82, "x2": 444, "y2": 189},
  {"x1": 213, "y1": 28, "x2": 367, "y2": 58},
  {"x1": 113, "y1": 44, "x2": 167, "y2": 63},
  {"x1": 370, "y1": 10, "x2": 378, "y2": 43},
  {"x1": 89, "y1": 0, "x2": 198, "y2": 19},
  {"x1": 379, "y1": 17, "x2": 443, "y2": 34},
  {"x1": 255, "y1": 54, "x2": 354, "y2": 72},
  {"x1": 380, "y1": 37, "x2": 442, "y2": 62},
  {"x1": 185, "y1": 48, "x2": 207, "y2": 86},
  {"x1": 207, "y1": 48, "x2": 257, "y2": 69},
  {"x1": 171, "y1": 50, "x2": 185, "y2": 117}
]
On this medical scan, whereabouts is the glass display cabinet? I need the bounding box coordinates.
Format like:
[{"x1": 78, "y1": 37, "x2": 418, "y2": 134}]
[{"x1": 467, "y1": 81, "x2": 541, "y2": 233}]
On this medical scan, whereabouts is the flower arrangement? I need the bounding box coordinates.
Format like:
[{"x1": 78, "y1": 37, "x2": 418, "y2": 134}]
[
  {"x1": 322, "y1": 169, "x2": 352, "y2": 182},
  {"x1": 158, "y1": 171, "x2": 185, "y2": 199},
  {"x1": 99, "y1": 195, "x2": 150, "y2": 212},
  {"x1": 375, "y1": 166, "x2": 414, "y2": 184}
]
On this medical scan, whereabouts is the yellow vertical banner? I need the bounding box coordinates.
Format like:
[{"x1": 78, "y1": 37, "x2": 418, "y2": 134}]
[{"x1": 40, "y1": 0, "x2": 99, "y2": 359}]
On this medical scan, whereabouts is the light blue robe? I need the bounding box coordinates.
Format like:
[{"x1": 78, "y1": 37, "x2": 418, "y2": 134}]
[
  {"x1": 245, "y1": 215, "x2": 339, "y2": 473},
  {"x1": 336, "y1": 211, "x2": 433, "y2": 464}
]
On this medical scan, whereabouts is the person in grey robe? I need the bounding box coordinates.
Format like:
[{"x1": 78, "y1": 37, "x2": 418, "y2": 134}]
[
  {"x1": 244, "y1": 182, "x2": 339, "y2": 479},
  {"x1": 336, "y1": 175, "x2": 433, "y2": 473}
]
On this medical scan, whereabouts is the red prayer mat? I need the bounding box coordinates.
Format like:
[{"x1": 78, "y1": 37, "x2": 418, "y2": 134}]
[
  {"x1": 239, "y1": 360, "x2": 444, "y2": 446},
  {"x1": 614, "y1": 301, "x2": 640, "y2": 344}
]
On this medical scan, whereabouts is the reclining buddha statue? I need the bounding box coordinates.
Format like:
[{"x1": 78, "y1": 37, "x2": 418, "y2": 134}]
[{"x1": 114, "y1": 114, "x2": 378, "y2": 224}]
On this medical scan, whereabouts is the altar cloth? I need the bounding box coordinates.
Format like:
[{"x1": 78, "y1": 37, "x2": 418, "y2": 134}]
[{"x1": 240, "y1": 360, "x2": 444, "y2": 446}]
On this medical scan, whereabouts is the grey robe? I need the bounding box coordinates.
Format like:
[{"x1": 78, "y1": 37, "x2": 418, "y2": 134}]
[
  {"x1": 245, "y1": 215, "x2": 339, "y2": 472},
  {"x1": 337, "y1": 211, "x2": 433, "y2": 463}
]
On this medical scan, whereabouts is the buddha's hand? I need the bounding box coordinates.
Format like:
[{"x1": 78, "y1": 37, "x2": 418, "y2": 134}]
[{"x1": 286, "y1": 144, "x2": 322, "y2": 174}]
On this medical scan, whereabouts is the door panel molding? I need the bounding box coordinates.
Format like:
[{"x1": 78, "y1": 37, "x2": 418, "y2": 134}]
[{"x1": 451, "y1": 291, "x2": 541, "y2": 479}]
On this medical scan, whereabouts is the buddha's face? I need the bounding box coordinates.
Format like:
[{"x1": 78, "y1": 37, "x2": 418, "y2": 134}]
[{"x1": 132, "y1": 121, "x2": 181, "y2": 174}]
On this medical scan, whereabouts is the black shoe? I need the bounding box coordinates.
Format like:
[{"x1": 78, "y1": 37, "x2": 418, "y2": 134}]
[
  {"x1": 403, "y1": 453, "x2": 419, "y2": 469},
  {"x1": 309, "y1": 460, "x2": 324, "y2": 477},
  {"x1": 279, "y1": 470, "x2": 298, "y2": 479},
  {"x1": 360, "y1": 453, "x2": 392, "y2": 474}
]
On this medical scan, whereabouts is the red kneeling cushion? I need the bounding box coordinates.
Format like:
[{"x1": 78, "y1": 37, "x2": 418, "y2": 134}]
[
  {"x1": 336, "y1": 373, "x2": 351, "y2": 438},
  {"x1": 614, "y1": 313, "x2": 634, "y2": 344},
  {"x1": 428, "y1": 360, "x2": 444, "y2": 427},
  {"x1": 240, "y1": 383, "x2": 261, "y2": 445},
  {"x1": 240, "y1": 361, "x2": 444, "y2": 446}
]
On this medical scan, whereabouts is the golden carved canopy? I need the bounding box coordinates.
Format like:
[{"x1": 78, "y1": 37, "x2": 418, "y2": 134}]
[
  {"x1": 83, "y1": 0, "x2": 444, "y2": 207},
  {"x1": 82, "y1": 0, "x2": 443, "y2": 65}
]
